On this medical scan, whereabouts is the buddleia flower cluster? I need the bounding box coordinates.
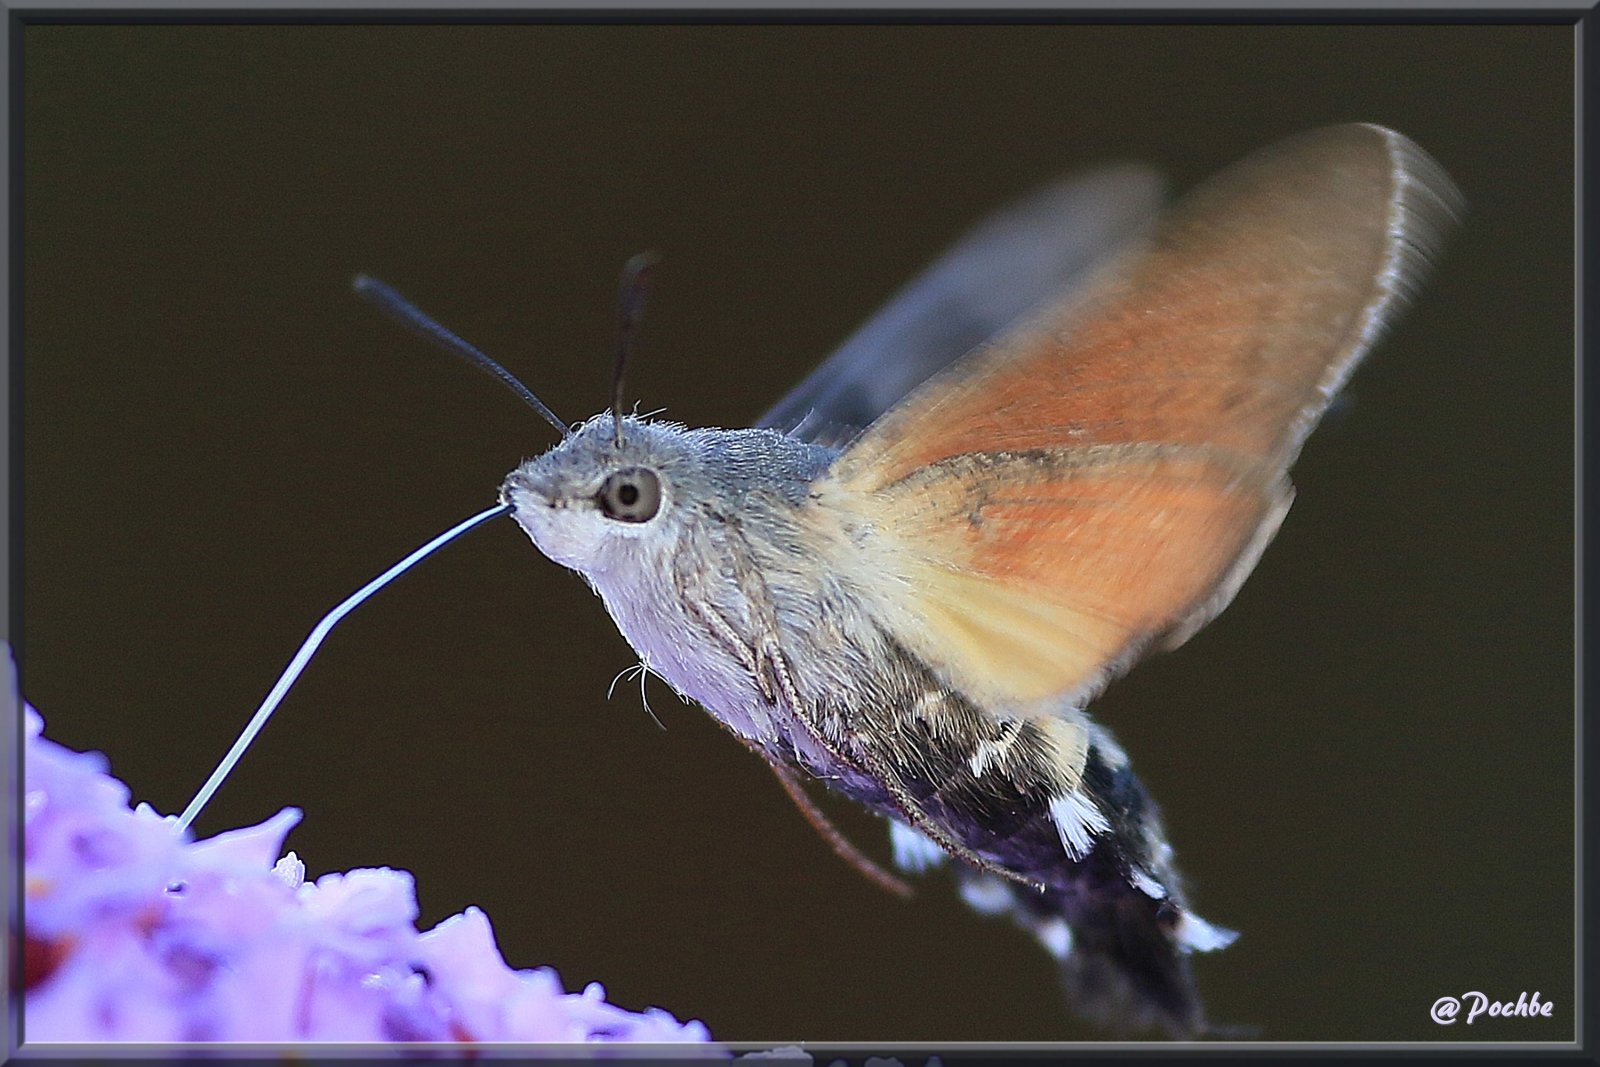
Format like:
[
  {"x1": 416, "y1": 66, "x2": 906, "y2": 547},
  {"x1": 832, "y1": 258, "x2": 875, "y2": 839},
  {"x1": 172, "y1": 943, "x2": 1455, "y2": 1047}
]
[{"x1": 21, "y1": 705, "x2": 713, "y2": 1044}]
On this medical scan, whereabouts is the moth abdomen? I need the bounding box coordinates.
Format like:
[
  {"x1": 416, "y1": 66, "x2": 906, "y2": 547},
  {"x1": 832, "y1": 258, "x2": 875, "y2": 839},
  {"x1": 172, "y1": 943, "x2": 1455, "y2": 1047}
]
[{"x1": 853, "y1": 695, "x2": 1235, "y2": 1038}]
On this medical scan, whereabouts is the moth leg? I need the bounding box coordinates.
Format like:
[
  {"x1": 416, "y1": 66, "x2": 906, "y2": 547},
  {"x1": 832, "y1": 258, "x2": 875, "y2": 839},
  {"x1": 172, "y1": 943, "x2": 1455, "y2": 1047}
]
[
  {"x1": 765, "y1": 760, "x2": 913, "y2": 899},
  {"x1": 787, "y1": 637, "x2": 1049, "y2": 895},
  {"x1": 850, "y1": 738, "x2": 1047, "y2": 895},
  {"x1": 768, "y1": 678, "x2": 990, "y2": 885},
  {"x1": 759, "y1": 635, "x2": 1047, "y2": 896},
  {"x1": 685, "y1": 600, "x2": 911, "y2": 896},
  {"x1": 756, "y1": 635, "x2": 870, "y2": 773},
  {"x1": 686, "y1": 598, "x2": 777, "y2": 704}
]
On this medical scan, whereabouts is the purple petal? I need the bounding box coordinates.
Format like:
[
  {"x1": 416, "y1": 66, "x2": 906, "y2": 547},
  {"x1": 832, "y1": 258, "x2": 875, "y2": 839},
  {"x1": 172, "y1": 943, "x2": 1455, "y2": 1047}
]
[
  {"x1": 185, "y1": 807, "x2": 302, "y2": 874},
  {"x1": 23, "y1": 705, "x2": 715, "y2": 1043}
]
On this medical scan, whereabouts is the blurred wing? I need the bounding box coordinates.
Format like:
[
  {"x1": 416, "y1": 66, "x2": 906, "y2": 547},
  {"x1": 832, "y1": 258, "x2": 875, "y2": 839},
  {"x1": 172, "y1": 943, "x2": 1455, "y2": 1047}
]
[
  {"x1": 812, "y1": 124, "x2": 1461, "y2": 712},
  {"x1": 757, "y1": 166, "x2": 1166, "y2": 446}
]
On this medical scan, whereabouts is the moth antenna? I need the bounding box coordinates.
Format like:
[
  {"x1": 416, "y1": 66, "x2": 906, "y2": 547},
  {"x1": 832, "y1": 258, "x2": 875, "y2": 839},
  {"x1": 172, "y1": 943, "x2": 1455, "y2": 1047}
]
[
  {"x1": 174, "y1": 503, "x2": 513, "y2": 833},
  {"x1": 353, "y1": 274, "x2": 570, "y2": 438},
  {"x1": 612, "y1": 251, "x2": 661, "y2": 448}
]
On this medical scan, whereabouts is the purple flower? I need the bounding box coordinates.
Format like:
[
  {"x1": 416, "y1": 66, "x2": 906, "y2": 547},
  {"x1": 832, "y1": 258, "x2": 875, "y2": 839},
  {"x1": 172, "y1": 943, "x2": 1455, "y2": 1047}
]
[{"x1": 22, "y1": 706, "x2": 714, "y2": 1044}]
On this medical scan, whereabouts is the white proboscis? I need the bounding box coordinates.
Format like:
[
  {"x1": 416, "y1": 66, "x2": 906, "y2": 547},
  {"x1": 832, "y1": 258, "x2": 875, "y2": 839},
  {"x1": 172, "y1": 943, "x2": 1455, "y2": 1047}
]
[{"x1": 174, "y1": 503, "x2": 513, "y2": 833}]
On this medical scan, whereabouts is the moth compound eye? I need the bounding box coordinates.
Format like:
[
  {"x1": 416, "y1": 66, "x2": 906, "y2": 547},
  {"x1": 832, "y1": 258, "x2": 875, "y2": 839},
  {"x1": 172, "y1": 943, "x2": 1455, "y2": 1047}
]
[{"x1": 597, "y1": 467, "x2": 661, "y2": 523}]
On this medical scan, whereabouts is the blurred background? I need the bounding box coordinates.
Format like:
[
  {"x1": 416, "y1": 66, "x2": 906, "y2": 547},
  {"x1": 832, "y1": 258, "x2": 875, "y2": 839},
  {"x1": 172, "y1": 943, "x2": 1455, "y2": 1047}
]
[{"x1": 20, "y1": 23, "x2": 1573, "y2": 1043}]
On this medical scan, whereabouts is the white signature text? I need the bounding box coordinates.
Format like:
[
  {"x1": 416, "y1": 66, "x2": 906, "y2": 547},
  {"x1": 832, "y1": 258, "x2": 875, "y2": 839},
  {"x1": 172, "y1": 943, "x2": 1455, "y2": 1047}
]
[{"x1": 1431, "y1": 991, "x2": 1555, "y2": 1025}]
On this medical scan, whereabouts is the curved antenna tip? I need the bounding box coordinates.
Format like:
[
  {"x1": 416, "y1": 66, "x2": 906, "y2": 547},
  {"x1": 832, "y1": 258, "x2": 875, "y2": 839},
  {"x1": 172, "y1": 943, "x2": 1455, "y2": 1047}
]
[{"x1": 625, "y1": 250, "x2": 663, "y2": 273}]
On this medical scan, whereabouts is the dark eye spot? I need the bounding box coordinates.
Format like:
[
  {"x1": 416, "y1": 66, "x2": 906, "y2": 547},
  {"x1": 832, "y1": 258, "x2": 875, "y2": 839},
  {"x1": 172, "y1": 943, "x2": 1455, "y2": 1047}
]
[{"x1": 598, "y1": 467, "x2": 661, "y2": 523}]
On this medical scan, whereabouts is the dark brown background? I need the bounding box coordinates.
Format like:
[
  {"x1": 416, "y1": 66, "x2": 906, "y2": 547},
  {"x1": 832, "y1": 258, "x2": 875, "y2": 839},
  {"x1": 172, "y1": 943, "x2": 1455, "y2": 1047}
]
[{"x1": 21, "y1": 23, "x2": 1574, "y2": 1043}]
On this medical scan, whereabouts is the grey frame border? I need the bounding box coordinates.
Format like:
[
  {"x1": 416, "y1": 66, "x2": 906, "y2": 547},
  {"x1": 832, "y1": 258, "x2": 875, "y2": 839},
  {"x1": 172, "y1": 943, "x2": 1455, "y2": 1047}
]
[{"x1": 2, "y1": 5, "x2": 1587, "y2": 1061}]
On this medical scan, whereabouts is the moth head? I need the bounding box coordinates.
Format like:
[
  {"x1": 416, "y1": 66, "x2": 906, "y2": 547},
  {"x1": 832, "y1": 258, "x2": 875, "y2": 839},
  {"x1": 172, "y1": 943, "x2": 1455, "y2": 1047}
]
[{"x1": 500, "y1": 413, "x2": 694, "y2": 575}]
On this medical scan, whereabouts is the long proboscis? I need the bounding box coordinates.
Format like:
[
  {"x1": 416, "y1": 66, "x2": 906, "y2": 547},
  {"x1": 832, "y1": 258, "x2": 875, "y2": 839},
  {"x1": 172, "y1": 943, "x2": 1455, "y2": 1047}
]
[{"x1": 174, "y1": 503, "x2": 513, "y2": 833}]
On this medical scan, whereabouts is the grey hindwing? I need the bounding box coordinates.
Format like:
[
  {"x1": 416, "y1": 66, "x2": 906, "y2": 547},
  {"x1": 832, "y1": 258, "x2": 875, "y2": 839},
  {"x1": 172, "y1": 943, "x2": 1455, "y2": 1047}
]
[{"x1": 755, "y1": 165, "x2": 1165, "y2": 446}]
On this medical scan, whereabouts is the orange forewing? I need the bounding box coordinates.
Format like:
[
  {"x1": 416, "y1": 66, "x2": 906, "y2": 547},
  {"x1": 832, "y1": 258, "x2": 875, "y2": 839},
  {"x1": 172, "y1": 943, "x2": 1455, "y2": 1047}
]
[
  {"x1": 819, "y1": 447, "x2": 1288, "y2": 708},
  {"x1": 814, "y1": 124, "x2": 1457, "y2": 713}
]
